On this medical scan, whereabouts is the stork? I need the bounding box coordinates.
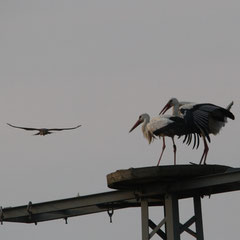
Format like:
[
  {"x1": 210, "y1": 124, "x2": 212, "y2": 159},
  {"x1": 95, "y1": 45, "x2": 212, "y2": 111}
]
[
  {"x1": 129, "y1": 113, "x2": 200, "y2": 165},
  {"x1": 7, "y1": 123, "x2": 81, "y2": 136},
  {"x1": 160, "y1": 98, "x2": 235, "y2": 164}
]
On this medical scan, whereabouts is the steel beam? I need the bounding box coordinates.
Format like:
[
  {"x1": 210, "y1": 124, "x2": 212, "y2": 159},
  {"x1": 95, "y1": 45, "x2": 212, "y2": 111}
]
[
  {"x1": 193, "y1": 196, "x2": 204, "y2": 240},
  {"x1": 149, "y1": 219, "x2": 166, "y2": 239},
  {"x1": 1, "y1": 167, "x2": 240, "y2": 226},
  {"x1": 2, "y1": 190, "x2": 136, "y2": 223},
  {"x1": 164, "y1": 194, "x2": 180, "y2": 240},
  {"x1": 180, "y1": 216, "x2": 195, "y2": 234},
  {"x1": 141, "y1": 199, "x2": 149, "y2": 240}
]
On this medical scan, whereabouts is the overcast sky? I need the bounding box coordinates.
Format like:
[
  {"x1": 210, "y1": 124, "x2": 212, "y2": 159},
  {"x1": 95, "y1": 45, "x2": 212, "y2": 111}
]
[{"x1": 0, "y1": 1, "x2": 239, "y2": 239}]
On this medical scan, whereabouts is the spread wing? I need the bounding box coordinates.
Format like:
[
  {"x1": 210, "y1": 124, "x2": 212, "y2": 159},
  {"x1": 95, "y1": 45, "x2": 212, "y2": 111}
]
[
  {"x1": 180, "y1": 103, "x2": 223, "y2": 142},
  {"x1": 7, "y1": 123, "x2": 40, "y2": 131},
  {"x1": 47, "y1": 125, "x2": 81, "y2": 131}
]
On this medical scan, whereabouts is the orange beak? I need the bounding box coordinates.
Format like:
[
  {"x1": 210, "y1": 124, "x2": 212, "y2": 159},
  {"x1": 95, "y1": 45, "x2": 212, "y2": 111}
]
[{"x1": 129, "y1": 119, "x2": 143, "y2": 133}]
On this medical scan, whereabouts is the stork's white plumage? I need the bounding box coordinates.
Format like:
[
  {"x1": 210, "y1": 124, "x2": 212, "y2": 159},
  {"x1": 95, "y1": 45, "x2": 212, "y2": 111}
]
[
  {"x1": 129, "y1": 113, "x2": 200, "y2": 165},
  {"x1": 160, "y1": 98, "x2": 235, "y2": 164}
]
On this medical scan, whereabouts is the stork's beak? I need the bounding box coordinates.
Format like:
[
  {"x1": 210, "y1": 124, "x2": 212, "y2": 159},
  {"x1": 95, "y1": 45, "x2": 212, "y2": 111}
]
[
  {"x1": 129, "y1": 119, "x2": 143, "y2": 133},
  {"x1": 159, "y1": 103, "x2": 171, "y2": 115}
]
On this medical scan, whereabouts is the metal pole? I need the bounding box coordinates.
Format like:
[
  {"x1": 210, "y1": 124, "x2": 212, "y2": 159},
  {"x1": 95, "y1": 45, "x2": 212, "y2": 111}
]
[
  {"x1": 141, "y1": 199, "x2": 149, "y2": 240},
  {"x1": 164, "y1": 194, "x2": 180, "y2": 240},
  {"x1": 193, "y1": 196, "x2": 204, "y2": 240}
]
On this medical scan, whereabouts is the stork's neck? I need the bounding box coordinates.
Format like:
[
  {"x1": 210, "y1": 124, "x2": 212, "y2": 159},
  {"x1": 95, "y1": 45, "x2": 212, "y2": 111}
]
[
  {"x1": 172, "y1": 102, "x2": 180, "y2": 116},
  {"x1": 172, "y1": 100, "x2": 192, "y2": 116},
  {"x1": 141, "y1": 114, "x2": 150, "y2": 140}
]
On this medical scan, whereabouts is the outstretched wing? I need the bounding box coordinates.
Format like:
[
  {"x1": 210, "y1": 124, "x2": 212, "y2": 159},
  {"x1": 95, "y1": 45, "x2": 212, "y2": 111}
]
[
  {"x1": 48, "y1": 125, "x2": 81, "y2": 131},
  {"x1": 7, "y1": 123, "x2": 40, "y2": 131},
  {"x1": 180, "y1": 103, "x2": 224, "y2": 142}
]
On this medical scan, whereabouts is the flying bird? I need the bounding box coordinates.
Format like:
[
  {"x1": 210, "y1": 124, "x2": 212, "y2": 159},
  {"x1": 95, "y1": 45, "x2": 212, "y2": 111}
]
[
  {"x1": 129, "y1": 113, "x2": 200, "y2": 165},
  {"x1": 160, "y1": 98, "x2": 235, "y2": 164},
  {"x1": 7, "y1": 123, "x2": 81, "y2": 136}
]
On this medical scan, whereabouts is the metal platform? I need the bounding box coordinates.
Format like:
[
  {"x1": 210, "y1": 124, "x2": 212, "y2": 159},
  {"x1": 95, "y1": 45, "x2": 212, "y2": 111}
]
[
  {"x1": 1, "y1": 165, "x2": 240, "y2": 240},
  {"x1": 107, "y1": 164, "x2": 231, "y2": 189},
  {"x1": 107, "y1": 164, "x2": 240, "y2": 240}
]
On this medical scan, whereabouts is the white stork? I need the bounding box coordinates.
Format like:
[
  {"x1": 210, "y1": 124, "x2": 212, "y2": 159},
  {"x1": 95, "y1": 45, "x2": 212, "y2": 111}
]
[
  {"x1": 129, "y1": 113, "x2": 200, "y2": 165},
  {"x1": 7, "y1": 123, "x2": 81, "y2": 136},
  {"x1": 160, "y1": 98, "x2": 235, "y2": 164}
]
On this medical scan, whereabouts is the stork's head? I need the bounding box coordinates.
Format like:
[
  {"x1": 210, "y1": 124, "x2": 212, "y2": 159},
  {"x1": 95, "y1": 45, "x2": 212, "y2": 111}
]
[
  {"x1": 129, "y1": 113, "x2": 149, "y2": 133},
  {"x1": 159, "y1": 98, "x2": 179, "y2": 115}
]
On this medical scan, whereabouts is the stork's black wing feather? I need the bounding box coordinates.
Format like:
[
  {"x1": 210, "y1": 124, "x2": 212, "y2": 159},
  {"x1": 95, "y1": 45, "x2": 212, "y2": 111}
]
[
  {"x1": 182, "y1": 134, "x2": 188, "y2": 144},
  {"x1": 48, "y1": 125, "x2": 81, "y2": 131},
  {"x1": 7, "y1": 123, "x2": 40, "y2": 131},
  {"x1": 187, "y1": 133, "x2": 192, "y2": 145},
  {"x1": 180, "y1": 105, "x2": 211, "y2": 142},
  {"x1": 166, "y1": 116, "x2": 201, "y2": 148}
]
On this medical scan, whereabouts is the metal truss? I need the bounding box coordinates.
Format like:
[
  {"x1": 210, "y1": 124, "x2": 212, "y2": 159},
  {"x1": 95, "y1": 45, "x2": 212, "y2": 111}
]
[
  {"x1": 141, "y1": 194, "x2": 204, "y2": 240},
  {"x1": 1, "y1": 165, "x2": 240, "y2": 240}
]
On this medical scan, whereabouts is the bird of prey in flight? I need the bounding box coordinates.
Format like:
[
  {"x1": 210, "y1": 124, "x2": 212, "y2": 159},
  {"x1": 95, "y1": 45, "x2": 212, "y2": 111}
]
[{"x1": 7, "y1": 123, "x2": 81, "y2": 136}]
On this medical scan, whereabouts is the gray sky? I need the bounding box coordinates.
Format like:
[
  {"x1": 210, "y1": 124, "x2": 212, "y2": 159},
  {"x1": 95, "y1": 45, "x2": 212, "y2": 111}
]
[{"x1": 0, "y1": 1, "x2": 239, "y2": 239}]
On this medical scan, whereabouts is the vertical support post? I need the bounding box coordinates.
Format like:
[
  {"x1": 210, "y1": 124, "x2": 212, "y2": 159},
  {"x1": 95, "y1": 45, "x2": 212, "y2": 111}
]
[
  {"x1": 141, "y1": 198, "x2": 149, "y2": 240},
  {"x1": 193, "y1": 196, "x2": 204, "y2": 240},
  {"x1": 164, "y1": 194, "x2": 180, "y2": 240}
]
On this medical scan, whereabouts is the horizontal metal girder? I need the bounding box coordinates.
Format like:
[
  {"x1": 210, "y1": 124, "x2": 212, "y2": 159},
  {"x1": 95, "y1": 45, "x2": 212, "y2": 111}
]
[
  {"x1": 2, "y1": 190, "x2": 136, "y2": 223},
  {"x1": 1, "y1": 168, "x2": 240, "y2": 224}
]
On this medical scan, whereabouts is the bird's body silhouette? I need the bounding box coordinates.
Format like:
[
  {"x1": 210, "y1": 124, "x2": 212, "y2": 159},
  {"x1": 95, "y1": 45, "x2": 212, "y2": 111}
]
[
  {"x1": 129, "y1": 113, "x2": 200, "y2": 165},
  {"x1": 7, "y1": 123, "x2": 81, "y2": 136},
  {"x1": 160, "y1": 98, "x2": 235, "y2": 164}
]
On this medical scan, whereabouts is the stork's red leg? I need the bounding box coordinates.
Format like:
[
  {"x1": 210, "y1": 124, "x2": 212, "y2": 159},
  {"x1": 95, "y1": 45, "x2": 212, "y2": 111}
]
[
  {"x1": 203, "y1": 137, "x2": 209, "y2": 164},
  {"x1": 199, "y1": 136, "x2": 209, "y2": 165},
  {"x1": 157, "y1": 137, "x2": 166, "y2": 166},
  {"x1": 172, "y1": 137, "x2": 177, "y2": 165}
]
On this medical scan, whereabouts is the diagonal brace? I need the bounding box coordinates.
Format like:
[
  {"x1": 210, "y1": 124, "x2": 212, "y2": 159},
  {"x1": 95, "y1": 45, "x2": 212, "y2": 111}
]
[
  {"x1": 180, "y1": 216, "x2": 196, "y2": 234},
  {"x1": 149, "y1": 219, "x2": 166, "y2": 240}
]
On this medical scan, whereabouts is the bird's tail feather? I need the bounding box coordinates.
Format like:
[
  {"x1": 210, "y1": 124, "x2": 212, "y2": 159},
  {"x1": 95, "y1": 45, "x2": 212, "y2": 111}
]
[
  {"x1": 226, "y1": 101, "x2": 234, "y2": 111},
  {"x1": 224, "y1": 101, "x2": 234, "y2": 120}
]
